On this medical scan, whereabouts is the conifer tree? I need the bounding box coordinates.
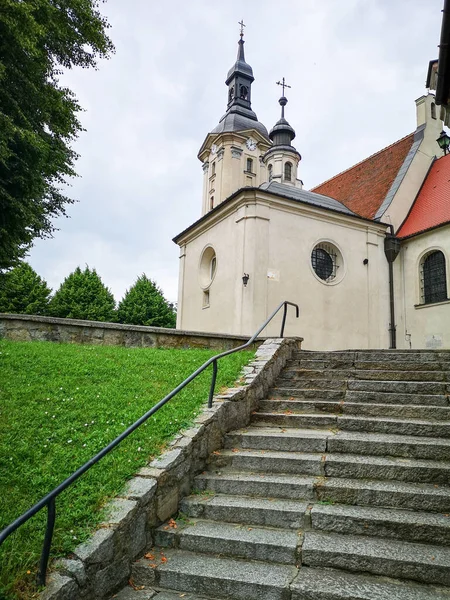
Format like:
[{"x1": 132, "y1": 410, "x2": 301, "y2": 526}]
[
  {"x1": 49, "y1": 266, "x2": 116, "y2": 321},
  {"x1": 118, "y1": 275, "x2": 176, "y2": 328},
  {"x1": 0, "y1": 262, "x2": 51, "y2": 315}
]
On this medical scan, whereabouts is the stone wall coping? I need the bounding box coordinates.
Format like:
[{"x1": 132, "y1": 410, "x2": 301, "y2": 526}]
[
  {"x1": 39, "y1": 337, "x2": 303, "y2": 600},
  {"x1": 0, "y1": 313, "x2": 265, "y2": 342}
]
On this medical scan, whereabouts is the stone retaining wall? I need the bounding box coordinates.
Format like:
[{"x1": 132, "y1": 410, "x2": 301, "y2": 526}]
[
  {"x1": 40, "y1": 337, "x2": 302, "y2": 600},
  {"x1": 0, "y1": 314, "x2": 263, "y2": 350}
]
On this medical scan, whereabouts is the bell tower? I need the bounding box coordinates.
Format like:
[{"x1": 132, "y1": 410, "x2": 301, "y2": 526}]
[
  {"x1": 262, "y1": 78, "x2": 302, "y2": 188},
  {"x1": 198, "y1": 23, "x2": 271, "y2": 215}
]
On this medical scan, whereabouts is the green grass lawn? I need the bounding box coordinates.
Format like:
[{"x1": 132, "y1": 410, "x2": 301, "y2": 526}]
[{"x1": 0, "y1": 340, "x2": 254, "y2": 599}]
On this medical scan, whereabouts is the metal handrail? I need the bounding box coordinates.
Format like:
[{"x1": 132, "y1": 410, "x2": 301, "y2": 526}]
[{"x1": 0, "y1": 300, "x2": 299, "y2": 586}]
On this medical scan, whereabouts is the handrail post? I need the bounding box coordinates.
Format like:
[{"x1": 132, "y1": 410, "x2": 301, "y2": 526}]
[
  {"x1": 280, "y1": 302, "x2": 288, "y2": 337},
  {"x1": 37, "y1": 498, "x2": 56, "y2": 586},
  {"x1": 208, "y1": 359, "x2": 218, "y2": 408}
]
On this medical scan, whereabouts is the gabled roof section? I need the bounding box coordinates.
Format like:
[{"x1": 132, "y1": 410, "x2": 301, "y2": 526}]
[
  {"x1": 397, "y1": 153, "x2": 450, "y2": 238},
  {"x1": 259, "y1": 182, "x2": 356, "y2": 216},
  {"x1": 311, "y1": 133, "x2": 416, "y2": 219}
]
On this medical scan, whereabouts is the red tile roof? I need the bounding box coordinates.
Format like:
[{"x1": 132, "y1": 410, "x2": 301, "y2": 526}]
[
  {"x1": 311, "y1": 134, "x2": 415, "y2": 219},
  {"x1": 397, "y1": 153, "x2": 450, "y2": 238}
]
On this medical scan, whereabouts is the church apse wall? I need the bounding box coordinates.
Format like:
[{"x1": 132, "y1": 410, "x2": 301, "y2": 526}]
[{"x1": 175, "y1": 192, "x2": 391, "y2": 351}]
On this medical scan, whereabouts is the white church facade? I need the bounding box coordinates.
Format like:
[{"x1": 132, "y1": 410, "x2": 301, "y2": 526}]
[{"x1": 174, "y1": 33, "x2": 450, "y2": 351}]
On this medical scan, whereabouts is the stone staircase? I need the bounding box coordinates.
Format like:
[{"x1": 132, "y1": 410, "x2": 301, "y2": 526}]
[{"x1": 114, "y1": 349, "x2": 450, "y2": 600}]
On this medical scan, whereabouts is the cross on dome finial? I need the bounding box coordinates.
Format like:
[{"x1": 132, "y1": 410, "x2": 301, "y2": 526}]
[
  {"x1": 238, "y1": 19, "x2": 246, "y2": 37},
  {"x1": 276, "y1": 77, "x2": 291, "y2": 118},
  {"x1": 276, "y1": 77, "x2": 291, "y2": 97}
]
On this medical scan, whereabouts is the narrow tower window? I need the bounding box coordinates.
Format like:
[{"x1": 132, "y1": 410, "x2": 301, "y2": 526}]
[
  {"x1": 431, "y1": 102, "x2": 437, "y2": 120},
  {"x1": 211, "y1": 162, "x2": 216, "y2": 176},
  {"x1": 210, "y1": 196, "x2": 214, "y2": 210},
  {"x1": 284, "y1": 162, "x2": 292, "y2": 182},
  {"x1": 246, "y1": 158, "x2": 253, "y2": 173},
  {"x1": 240, "y1": 85, "x2": 248, "y2": 100},
  {"x1": 268, "y1": 164, "x2": 273, "y2": 181}
]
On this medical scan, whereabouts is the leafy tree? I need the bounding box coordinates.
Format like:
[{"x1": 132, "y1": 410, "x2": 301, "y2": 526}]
[
  {"x1": 118, "y1": 275, "x2": 176, "y2": 328},
  {"x1": 49, "y1": 266, "x2": 116, "y2": 321},
  {"x1": 0, "y1": 0, "x2": 114, "y2": 271},
  {"x1": 0, "y1": 262, "x2": 51, "y2": 314}
]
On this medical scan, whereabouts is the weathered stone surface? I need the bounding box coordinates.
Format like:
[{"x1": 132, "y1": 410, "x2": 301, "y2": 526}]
[
  {"x1": 73, "y1": 527, "x2": 115, "y2": 564},
  {"x1": 103, "y1": 498, "x2": 138, "y2": 528},
  {"x1": 291, "y1": 567, "x2": 450, "y2": 600},
  {"x1": 53, "y1": 559, "x2": 86, "y2": 588},
  {"x1": 112, "y1": 585, "x2": 156, "y2": 599},
  {"x1": 156, "y1": 550, "x2": 297, "y2": 600},
  {"x1": 120, "y1": 478, "x2": 157, "y2": 506},
  {"x1": 40, "y1": 574, "x2": 78, "y2": 600},
  {"x1": 302, "y1": 531, "x2": 450, "y2": 586},
  {"x1": 94, "y1": 556, "x2": 129, "y2": 597}
]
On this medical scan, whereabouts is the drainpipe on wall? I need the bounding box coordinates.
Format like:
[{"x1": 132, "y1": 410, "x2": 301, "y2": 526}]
[{"x1": 384, "y1": 225, "x2": 401, "y2": 349}]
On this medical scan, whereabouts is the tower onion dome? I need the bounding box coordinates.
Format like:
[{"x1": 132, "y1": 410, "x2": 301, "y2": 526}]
[
  {"x1": 265, "y1": 95, "x2": 301, "y2": 159},
  {"x1": 211, "y1": 32, "x2": 269, "y2": 140}
]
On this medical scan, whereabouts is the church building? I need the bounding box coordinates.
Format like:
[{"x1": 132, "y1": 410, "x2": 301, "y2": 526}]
[{"x1": 173, "y1": 30, "x2": 450, "y2": 350}]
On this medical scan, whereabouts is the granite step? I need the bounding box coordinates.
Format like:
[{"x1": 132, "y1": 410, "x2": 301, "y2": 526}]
[
  {"x1": 251, "y1": 412, "x2": 337, "y2": 429},
  {"x1": 310, "y1": 503, "x2": 450, "y2": 546},
  {"x1": 154, "y1": 519, "x2": 301, "y2": 564},
  {"x1": 302, "y1": 531, "x2": 450, "y2": 585},
  {"x1": 291, "y1": 567, "x2": 450, "y2": 600},
  {"x1": 328, "y1": 430, "x2": 450, "y2": 460},
  {"x1": 195, "y1": 472, "x2": 450, "y2": 512},
  {"x1": 180, "y1": 494, "x2": 309, "y2": 529},
  {"x1": 348, "y1": 380, "x2": 449, "y2": 395},
  {"x1": 251, "y1": 412, "x2": 450, "y2": 437},
  {"x1": 153, "y1": 593, "x2": 218, "y2": 600},
  {"x1": 281, "y1": 368, "x2": 449, "y2": 381},
  {"x1": 194, "y1": 471, "x2": 316, "y2": 500},
  {"x1": 131, "y1": 551, "x2": 297, "y2": 600},
  {"x1": 269, "y1": 388, "x2": 345, "y2": 400},
  {"x1": 314, "y1": 476, "x2": 450, "y2": 513},
  {"x1": 224, "y1": 427, "x2": 329, "y2": 453},
  {"x1": 345, "y1": 389, "x2": 449, "y2": 406},
  {"x1": 259, "y1": 398, "x2": 450, "y2": 420},
  {"x1": 225, "y1": 427, "x2": 450, "y2": 460},
  {"x1": 323, "y1": 452, "x2": 450, "y2": 484},
  {"x1": 210, "y1": 449, "x2": 450, "y2": 484},
  {"x1": 273, "y1": 378, "x2": 347, "y2": 390},
  {"x1": 210, "y1": 449, "x2": 323, "y2": 476},
  {"x1": 337, "y1": 415, "x2": 450, "y2": 437}
]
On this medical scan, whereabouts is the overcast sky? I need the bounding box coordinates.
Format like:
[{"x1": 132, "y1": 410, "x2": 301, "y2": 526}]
[{"x1": 28, "y1": 0, "x2": 444, "y2": 303}]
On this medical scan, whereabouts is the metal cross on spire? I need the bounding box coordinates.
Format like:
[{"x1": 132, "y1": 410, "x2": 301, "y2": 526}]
[
  {"x1": 238, "y1": 19, "x2": 246, "y2": 37},
  {"x1": 276, "y1": 77, "x2": 291, "y2": 97}
]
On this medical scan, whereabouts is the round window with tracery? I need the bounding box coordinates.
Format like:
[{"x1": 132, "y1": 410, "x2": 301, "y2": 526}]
[{"x1": 311, "y1": 242, "x2": 344, "y2": 284}]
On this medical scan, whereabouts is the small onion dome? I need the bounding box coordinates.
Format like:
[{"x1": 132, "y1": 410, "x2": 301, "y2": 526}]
[{"x1": 269, "y1": 97, "x2": 296, "y2": 146}]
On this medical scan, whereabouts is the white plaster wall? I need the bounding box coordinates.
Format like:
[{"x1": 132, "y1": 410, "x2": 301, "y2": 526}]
[
  {"x1": 395, "y1": 226, "x2": 450, "y2": 349},
  {"x1": 176, "y1": 193, "x2": 390, "y2": 350}
]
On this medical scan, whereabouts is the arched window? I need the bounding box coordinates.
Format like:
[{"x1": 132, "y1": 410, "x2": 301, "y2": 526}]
[
  {"x1": 421, "y1": 250, "x2": 448, "y2": 304},
  {"x1": 268, "y1": 164, "x2": 273, "y2": 181},
  {"x1": 210, "y1": 196, "x2": 214, "y2": 210},
  {"x1": 284, "y1": 162, "x2": 292, "y2": 182},
  {"x1": 246, "y1": 158, "x2": 253, "y2": 173},
  {"x1": 431, "y1": 102, "x2": 437, "y2": 120}
]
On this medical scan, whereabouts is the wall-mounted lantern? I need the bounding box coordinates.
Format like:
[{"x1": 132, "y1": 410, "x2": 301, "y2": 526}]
[
  {"x1": 242, "y1": 273, "x2": 250, "y2": 287},
  {"x1": 436, "y1": 130, "x2": 450, "y2": 155}
]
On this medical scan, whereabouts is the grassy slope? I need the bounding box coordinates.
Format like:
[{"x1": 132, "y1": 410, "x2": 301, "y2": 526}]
[{"x1": 0, "y1": 340, "x2": 254, "y2": 599}]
